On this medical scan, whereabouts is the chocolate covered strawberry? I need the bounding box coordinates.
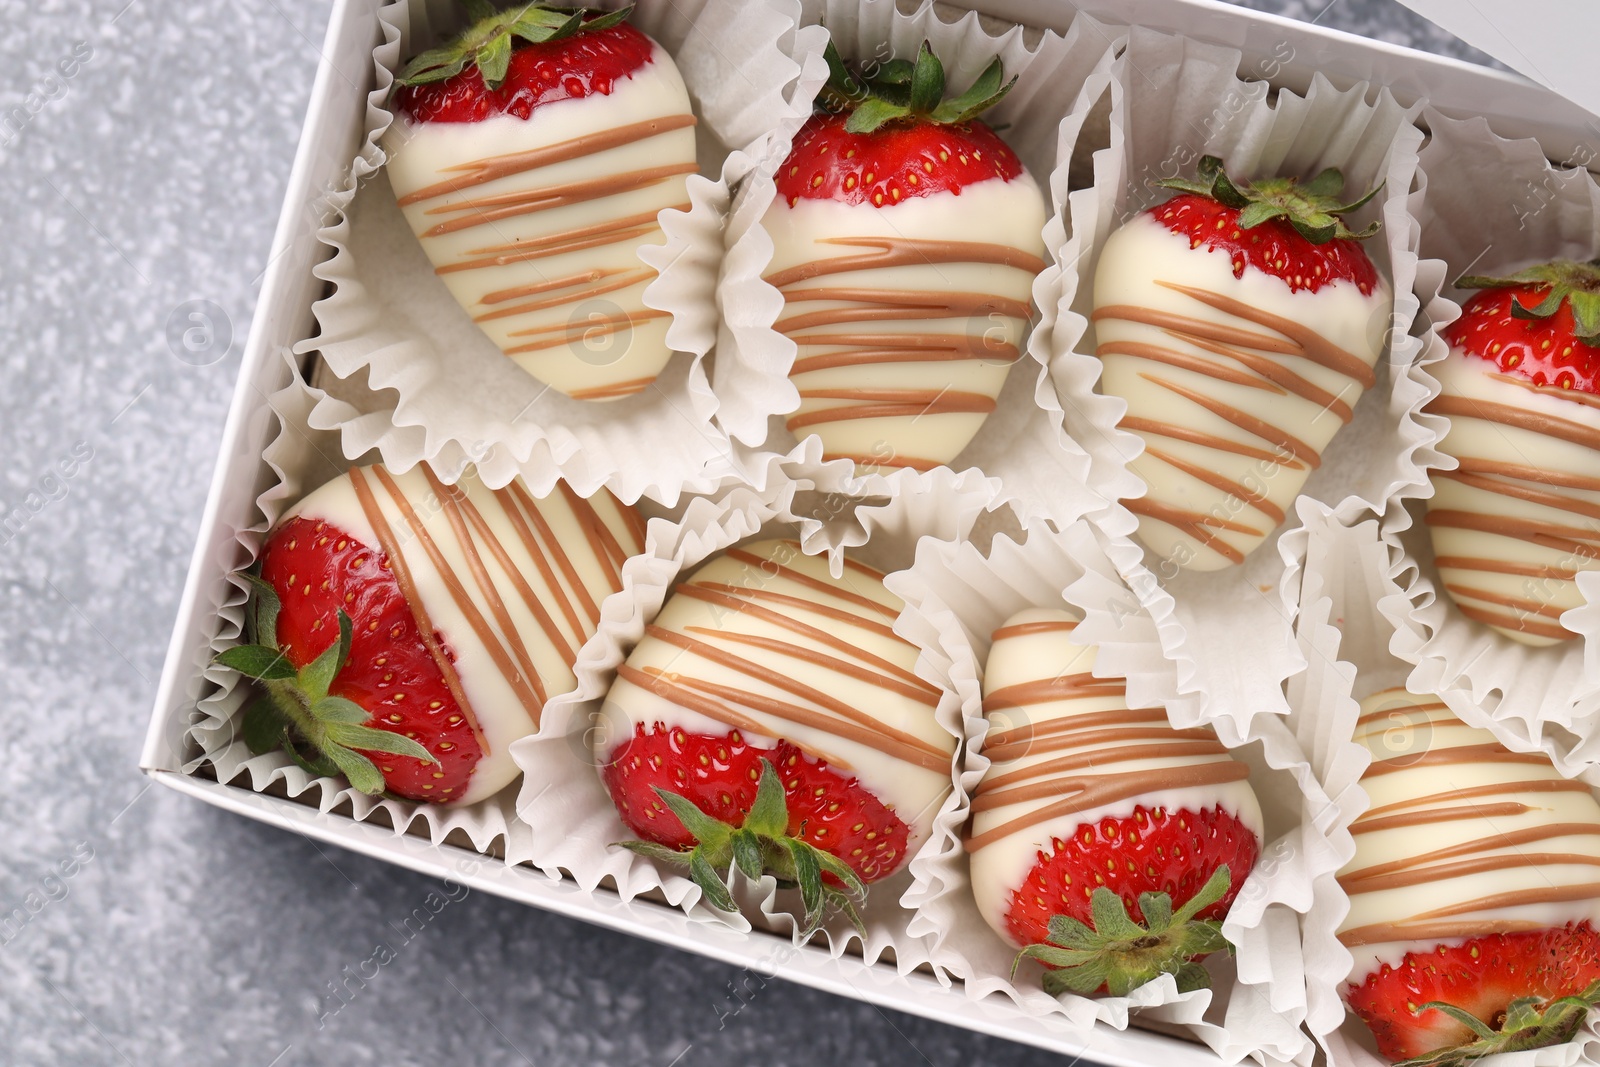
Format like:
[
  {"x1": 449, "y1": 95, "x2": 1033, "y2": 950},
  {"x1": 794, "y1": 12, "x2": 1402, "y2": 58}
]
[
  {"x1": 971, "y1": 610, "x2": 1262, "y2": 995},
  {"x1": 386, "y1": 4, "x2": 697, "y2": 401},
  {"x1": 1424, "y1": 258, "x2": 1600, "y2": 644},
  {"x1": 1093, "y1": 155, "x2": 1391, "y2": 570},
  {"x1": 1338, "y1": 688, "x2": 1600, "y2": 1064},
  {"x1": 760, "y1": 41, "x2": 1048, "y2": 474},
  {"x1": 216, "y1": 463, "x2": 644, "y2": 805},
  {"x1": 596, "y1": 539, "x2": 956, "y2": 931}
]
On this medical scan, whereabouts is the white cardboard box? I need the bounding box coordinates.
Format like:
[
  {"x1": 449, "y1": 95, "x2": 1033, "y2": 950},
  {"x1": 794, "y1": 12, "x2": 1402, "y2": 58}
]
[{"x1": 139, "y1": 1, "x2": 1600, "y2": 1062}]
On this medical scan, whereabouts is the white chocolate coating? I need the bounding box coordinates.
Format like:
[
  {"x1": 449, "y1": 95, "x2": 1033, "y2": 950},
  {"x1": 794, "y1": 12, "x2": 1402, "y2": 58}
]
[
  {"x1": 595, "y1": 539, "x2": 954, "y2": 858},
  {"x1": 1426, "y1": 350, "x2": 1600, "y2": 645},
  {"x1": 1337, "y1": 688, "x2": 1600, "y2": 982},
  {"x1": 969, "y1": 608, "x2": 1263, "y2": 945},
  {"x1": 288, "y1": 464, "x2": 645, "y2": 804},
  {"x1": 760, "y1": 174, "x2": 1048, "y2": 473},
  {"x1": 1092, "y1": 212, "x2": 1389, "y2": 570},
  {"x1": 383, "y1": 40, "x2": 696, "y2": 400}
]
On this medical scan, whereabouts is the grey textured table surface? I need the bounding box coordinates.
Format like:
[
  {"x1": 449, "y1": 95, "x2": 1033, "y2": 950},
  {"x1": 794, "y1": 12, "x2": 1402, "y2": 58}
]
[{"x1": 0, "y1": 3, "x2": 1497, "y2": 1065}]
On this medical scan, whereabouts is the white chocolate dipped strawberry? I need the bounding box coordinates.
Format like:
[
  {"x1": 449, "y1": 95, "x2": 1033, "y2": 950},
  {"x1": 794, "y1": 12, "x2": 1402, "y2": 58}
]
[
  {"x1": 215, "y1": 463, "x2": 645, "y2": 805},
  {"x1": 1425, "y1": 259, "x2": 1600, "y2": 645},
  {"x1": 1093, "y1": 156, "x2": 1391, "y2": 570},
  {"x1": 1339, "y1": 687, "x2": 1600, "y2": 1065},
  {"x1": 595, "y1": 539, "x2": 955, "y2": 932},
  {"x1": 385, "y1": 5, "x2": 696, "y2": 401},
  {"x1": 761, "y1": 42, "x2": 1048, "y2": 474},
  {"x1": 972, "y1": 609, "x2": 1263, "y2": 996}
]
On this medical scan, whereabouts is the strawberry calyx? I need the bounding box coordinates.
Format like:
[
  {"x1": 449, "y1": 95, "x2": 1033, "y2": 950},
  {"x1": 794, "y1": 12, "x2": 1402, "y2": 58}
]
[
  {"x1": 395, "y1": 1, "x2": 633, "y2": 90},
  {"x1": 1157, "y1": 154, "x2": 1382, "y2": 245},
  {"x1": 1456, "y1": 258, "x2": 1600, "y2": 349},
  {"x1": 818, "y1": 38, "x2": 1016, "y2": 135},
  {"x1": 1394, "y1": 979, "x2": 1600, "y2": 1067},
  {"x1": 614, "y1": 757, "x2": 868, "y2": 937},
  {"x1": 1013, "y1": 865, "x2": 1234, "y2": 998},
  {"x1": 213, "y1": 572, "x2": 438, "y2": 796}
]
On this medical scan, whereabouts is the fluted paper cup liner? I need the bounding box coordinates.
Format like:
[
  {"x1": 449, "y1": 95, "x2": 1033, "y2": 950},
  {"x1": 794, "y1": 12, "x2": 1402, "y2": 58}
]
[
  {"x1": 188, "y1": 354, "x2": 672, "y2": 864},
  {"x1": 294, "y1": 0, "x2": 817, "y2": 505},
  {"x1": 1283, "y1": 504, "x2": 1600, "y2": 1067},
  {"x1": 1048, "y1": 23, "x2": 1429, "y2": 737},
  {"x1": 888, "y1": 513, "x2": 1332, "y2": 1065},
  {"x1": 713, "y1": 0, "x2": 1124, "y2": 528},
  {"x1": 508, "y1": 464, "x2": 996, "y2": 966},
  {"x1": 1389, "y1": 112, "x2": 1600, "y2": 745}
]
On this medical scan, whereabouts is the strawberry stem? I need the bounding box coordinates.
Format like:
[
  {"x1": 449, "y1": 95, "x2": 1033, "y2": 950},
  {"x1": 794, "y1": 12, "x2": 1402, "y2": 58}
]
[
  {"x1": 396, "y1": 3, "x2": 635, "y2": 90},
  {"x1": 612, "y1": 758, "x2": 868, "y2": 936},
  {"x1": 819, "y1": 39, "x2": 1016, "y2": 135},
  {"x1": 1156, "y1": 155, "x2": 1382, "y2": 244},
  {"x1": 1456, "y1": 258, "x2": 1600, "y2": 347},
  {"x1": 1393, "y1": 979, "x2": 1600, "y2": 1067}
]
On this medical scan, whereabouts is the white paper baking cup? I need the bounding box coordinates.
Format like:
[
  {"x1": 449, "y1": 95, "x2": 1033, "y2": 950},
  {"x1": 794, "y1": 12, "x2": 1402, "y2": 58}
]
[
  {"x1": 1282, "y1": 503, "x2": 1600, "y2": 1067},
  {"x1": 187, "y1": 354, "x2": 677, "y2": 863},
  {"x1": 507, "y1": 464, "x2": 998, "y2": 967},
  {"x1": 713, "y1": 0, "x2": 1125, "y2": 529},
  {"x1": 1048, "y1": 23, "x2": 1431, "y2": 738},
  {"x1": 889, "y1": 512, "x2": 1332, "y2": 1065},
  {"x1": 295, "y1": 0, "x2": 819, "y2": 505},
  {"x1": 1387, "y1": 111, "x2": 1600, "y2": 746}
]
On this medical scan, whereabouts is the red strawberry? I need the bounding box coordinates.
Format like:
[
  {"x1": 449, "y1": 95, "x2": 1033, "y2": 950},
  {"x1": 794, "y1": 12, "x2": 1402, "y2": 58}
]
[
  {"x1": 384, "y1": 4, "x2": 699, "y2": 401},
  {"x1": 1441, "y1": 259, "x2": 1600, "y2": 391},
  {"x1": 1345, "y1": 924, "x2": 1600, "y2": 1066},
  {"x1": 215, "y1": 464, "x2": 643, "y2": 805},
  {"x1": 1091, "y1": 155, "x2": 1390, "y2": 570},
  {"x1": 760, "y1": 40, "x2": 1048, "y2": 473}
]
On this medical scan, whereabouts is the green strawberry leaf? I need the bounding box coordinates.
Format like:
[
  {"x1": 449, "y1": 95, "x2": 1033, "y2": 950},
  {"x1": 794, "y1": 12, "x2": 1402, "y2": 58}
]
[
  {"x1": 239, "y1": 572, "x2": 281, "y2": 648},
  {"x1": 324, "y1": 722, "x2": 439, "y2": 764},
  {"x1": 616, "y1": 839, "x2": 692, "y2": 866},
  {"x1": 844, "y1": 97, "x2": 911, "y2": 134},
  {"x1": 312, "y1": 695, "x2": 369, "y2": 725},
  {"x1": 907, "y1": 41, "x2": 944, "y2": 115},
  {"x1": 744, "y1": 757, "x2": 788, "y2": 838},
  {"x1": 322, "y1": 741, "x2": 385, "y2": 796},
  {"x1": 285, "y1": 742, "x2": 339, "y2": 779},
  {"x1": 928, "y1": 58, "x2": 1013, "y2": 125},
  {"x1": 788, "y1": 839, "x2": 824, "y2": 921},
  {"x1": 689, "y1": 848, "x2": 737, "y2": 913},
  {"x1": 299, "y1": 611, "x2": 352, "y2": 703},
  {"x1": 240, "y1": 697, "x2": 288, "y2": 756},
  {"x1": 731, "y1": 829, "x2": 764, "y2": 882},
  {"x1": 870, "y1": 58, "x2": 914, "y2": 86},
  {"x1": 215, "y1": 644, "x2": 297, "y2": 681},
  {"x1": 654, "y1": 788, "x2": 733, "y2": 855},
  {"x1": 475, "y1": 30, "x2": 514, "y2": 89}
]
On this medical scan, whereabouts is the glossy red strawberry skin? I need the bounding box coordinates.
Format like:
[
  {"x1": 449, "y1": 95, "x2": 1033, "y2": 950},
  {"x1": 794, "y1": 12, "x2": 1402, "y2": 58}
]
[
  {"x1": 1443, "y1": 284, "x2": 1600, "y2": 394},
  {"x1": 773, "y1": 110, "x2": 1024, "y2": 209},
  {"x1": 258, "y1": 516, "x2": 481, "y2": 800},
  {"x1": 601, "y1": 725, "x2": 911, "y2": 883},
  {"x1": 1004, "y1": 805, "x2": 1260, "y2": 949},
  {"x1": 1344, "y1": 923, "x2": 1600, "y2": 1061},
  {"x1": 1149, "y1": 191, "x2": 1380, "y2": 296},
  {"x1": 396, "y1": 21, "x2": 655, "y2": 123}
]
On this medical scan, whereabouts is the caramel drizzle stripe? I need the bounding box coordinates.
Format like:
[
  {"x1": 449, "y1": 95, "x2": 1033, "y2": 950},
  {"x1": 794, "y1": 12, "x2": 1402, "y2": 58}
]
[
  {"x1": 372, "y1": 468, "x2": 546, "y2": 729},
  {"x1": 773, "y1": 289, "x2": 1031, "y2": 335},
  {"x1": 491, "y1": 486, "x2": 586, "y2": 640},
  {"x1": 986, "y1": 725, "x2": 1219, "y2": 763},
  {"x1": 1142, "y1": 446, "x2": 1287, "y2": 526},
  {"x1": 1125, "y1": 498, "x2": 1255, "y2": 559},
  {"x1": 568, "y1": 376, "x2": 657, "y2": 402},
  {"x1": 420, "y1": 467, "x2": 550, "y2": 711},
  {"x1": 557, "y1": 481, "x2": 628, "y2": 593},
  {"x1": 1339, "y1": 883, "x2": 1600, "y2": 947},
  {"x1": 821, "y1": 452, "x2": 942, "y2": 473},
  {"x1": 787, "y1": 392, "x2": 996, "y2": 431},
  {"x1": 1454, "y1": 602, "x2": 1571, "y2": 640},
  {"x1": 511, "y1": 480, "x2": 602, "y2": 626},
  {"x1": 1359, "y1": 777, "x2": 1594, "y2": 820},
  {"x1": 620, "y1": 664, "x2": 948, "y2": 773},
  {"x1": 1444, "y1": 582, "x2": 1567, "y2": 620},
  {"x1": 763, "y1": 235, "x2": 1049, "y2": 290},
  {"x1": 1427, "y1": 395, "x2": 1600, "y2": 452},
  {"x1": 1118, "y1": 416, "x2": 1304, "y2": 468},
  {"x1": 346, "y1": 468, "x2": 490, "y2": 756},
  {"x1": 1434, "y1": 555, "x2": 1577, "y2": 581},
  {"x1": 965, "y1": 760, "x2": 1251, "y2": 852},
  {"x1": 505, "y1": 309, "x2": 670, "y2": 352},
  {"x1": 1437, "y1": 468, "x2": 1600, "y2": 523},
  {"x1": 1179, "y1": 330, "x2": 1354, "y2": 420},
  {"x1": 689, "y1": 581, "x2": 900, "y2": 640},
  {"x1": 1099, "y1": 340, "x2": 1282, "y2": 392},
  {"x1": 1354, "y1": 699, "x2": 1448, "y2": 726},
  {"x1": 436, "y1": 207, "x2": 688, "y2": 275},
  {"x1": 991, "y1": 619, "x2": 1079, "y2": 643},
  {"x1": 1453, "y1": 456, "x2": 1600, "y2": 493},
  {"x1": 723, "y1": 547, "x2": 900, "y2": 621},
  {"x1": 1425, "y1": 508, "x2": 1599, "y2": 554},
  {"x1": 1493, "y1": 371, "x2": 1600, "y2": 408},
  {"x1": 453, "y1": 485, "x2": 576, "y2": 667},
  {"x1": 983, "y1": 706, "x2": 1165, "y2": 751},
  {"x1": 975, "y1": 738, "x2": 1232, "y2": 796},
  {"x1": 983, "y1": 674, "x2": 1123, "y2": 708},
  {"x1": 686, "y1": 626, "x2": 937, "y2": 706},
  {"x1": 1339, "y1": 825, "x2": 1600, "y2": 892},
  {"x1": 1159, "y1": 281, "x2": 1377, "y2": 384},
  {"x1": 419, "y1": 163, "x2": 697, "y2": 238},
  {"x1": 673, "y1": 584, "x2": 926, "y2": 693},
  {"x1": 397, "y1": 114, "x2": 698, "y2": 206},
  {"x1": 1363, "y1": 743, "x2": 1551, "y2": 777},
  {"x1": 791, "y1": 340, "x2": 1020, "y2": 376},
  {"x1": 474, "y1": 267, "x2": 655, "y2": 324},
  {"x1": 1141, "y1": 373, "x2": 1321, "y2": 468},
  {"x1": 1350, "y1": 802, "x2": 1534, "y2": 835}
]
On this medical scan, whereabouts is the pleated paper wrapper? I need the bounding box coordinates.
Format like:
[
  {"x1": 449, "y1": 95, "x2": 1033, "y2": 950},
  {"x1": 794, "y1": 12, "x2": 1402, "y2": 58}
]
[
  {"x1": 714, "y1": 0, "x2": 1125, "y2": 529},
  {"x1": 1387, "y1": 111, "x2": 1600, "y2": 750},
  {"x1": 507, "y1": 460, "x2": 1000, "y2": 971},
  {"x1": 295, "y1": 0, "x2": 817, "y2": 505},
  {"x1": 888, "y1": 510, "x2": 1337, "y2": 1066},
  {"x1": 1282, "y1": 504, "x2": 1600, "y2": 1066},
  {"x1": 1048, "y1": 23, "x2": 1434, "y2": 743}
]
